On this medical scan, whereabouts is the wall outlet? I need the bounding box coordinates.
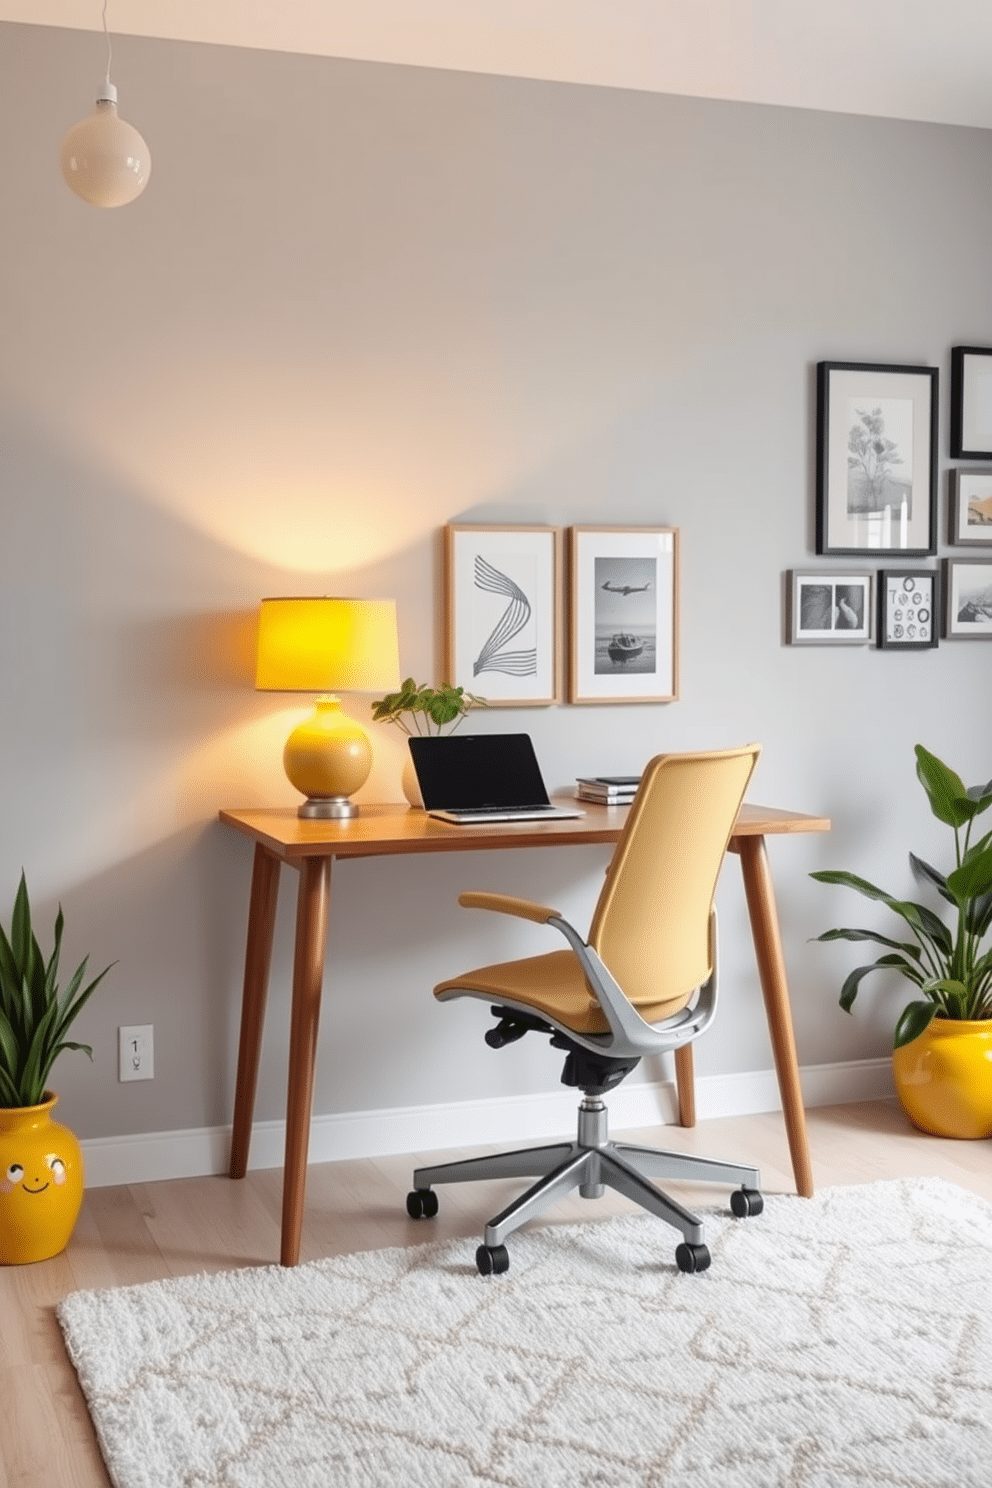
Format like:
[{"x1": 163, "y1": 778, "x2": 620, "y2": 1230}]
[{"x1": 119, "y1": 1025, "x2": 154, "y2": 1082}]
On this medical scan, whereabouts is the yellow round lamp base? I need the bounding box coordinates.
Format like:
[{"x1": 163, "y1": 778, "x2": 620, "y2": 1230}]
[
  {"x1": 0, "y1": 1093, "x2": 84, "y2": 1265},
  {"x1": 892, "y1": 1018, "x2": 992, "y2": 1139},
  {"x1": 283, "y1": 697, "x2": 372, "y2": 817}
]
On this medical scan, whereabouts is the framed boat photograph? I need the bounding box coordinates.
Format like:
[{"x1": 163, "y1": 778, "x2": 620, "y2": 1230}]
[
  {"x1": 444, "y1": 525, "x2": 561, "y2": 706},
  {"x1": 816, "y1": 361, "x2": 938, "y2": 556},
  {"x1": 950, "y1": 346, "x2": 992, "y2": 459},
  {"x1": 943, "y1": 558, "x2": 992, "y2": 638},
  {"x1": 567, "y1": 527, "x2": 679, "y2": 704},
  {"x1": 949, "y1": 468, "x2": 992, "y2": 546},
  {"x1": 876, "y1": 568, "x2": 938, "y2": 650},
  {"x1": 787, "y1": 570, "x2": 872, "y2": 644}
]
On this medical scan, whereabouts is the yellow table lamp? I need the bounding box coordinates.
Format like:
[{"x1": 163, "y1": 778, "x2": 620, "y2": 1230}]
[{"x1": 256, "y1": 597, "x2": 400, "y2": 819}]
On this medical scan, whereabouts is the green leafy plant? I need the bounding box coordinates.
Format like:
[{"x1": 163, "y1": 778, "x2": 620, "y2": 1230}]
[
  {"x1": 0, "y1": 873, "x2": 112, "y2": 1108},
  {"x1": 810, "y1": 745, "x2": 992, "y2": 1049},
  {"x1": 371, "y1": 678, "x2": 487, "y2": 735}
]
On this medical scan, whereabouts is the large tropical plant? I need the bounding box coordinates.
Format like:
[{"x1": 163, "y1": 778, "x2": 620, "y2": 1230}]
[
  {"x1": 810, "y1": 745, "x2": 992, "y2": 1048},
  {"x1": 371, "y1": 678, "x2": 486, "y2": 735},
  {"x1": 0, "y1": 873, "x2": 112, "y2": 1108}
]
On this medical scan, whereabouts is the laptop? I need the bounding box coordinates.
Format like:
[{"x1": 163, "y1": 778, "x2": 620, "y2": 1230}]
[{"x1": 408, "y1": 733, "x2": 585, "y2": 824}]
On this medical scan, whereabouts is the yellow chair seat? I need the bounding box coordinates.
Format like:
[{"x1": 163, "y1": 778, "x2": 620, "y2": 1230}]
[{"x1": 435, "y1": 948, "x2": 686, "y2": 1035}]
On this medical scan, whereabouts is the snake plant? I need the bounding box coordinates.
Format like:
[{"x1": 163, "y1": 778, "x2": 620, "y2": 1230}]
[
  {"x1": 811, "y1": 745, "x2": 992, "y2": 1048},
  {"x1": 0, "y1": 873, "x2": 112, "y2": 1108}
]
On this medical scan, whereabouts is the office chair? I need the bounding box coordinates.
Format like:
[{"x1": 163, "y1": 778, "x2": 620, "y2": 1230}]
[{"x1": 406, "y1": 745, "x2": 764, "y2": 1276}]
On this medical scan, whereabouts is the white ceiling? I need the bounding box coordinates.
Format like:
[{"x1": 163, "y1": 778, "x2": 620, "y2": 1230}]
[{"x1": 4, "y1": 0, "x2": 992, "y2": 130}]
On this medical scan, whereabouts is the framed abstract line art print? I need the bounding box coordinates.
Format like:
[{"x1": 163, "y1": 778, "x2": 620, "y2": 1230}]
[
  {"x1": 567, "y1": 527, "x2": 679, "y2": 704},
  {"x1": 949, "y1": 468, "x2": 992, "y2": 545},
  {"x1": 787, "y1": 571, "x2": 872, "y2": 644},
  {"x1": 876, "y1": 569, "x2": 938, "y2": 650},
  {"x1": 444, "y1": 525, "x2": 560, "y2": 706},
  {"x1": 950, "y1": 346, "x2": 992, "y2": 459},
  {"x1": 943, "y1": 558, "x2": 992, "y2": 638},
  {"x1": 816, "y1": 361, "x2": 938, "y2": 556}
]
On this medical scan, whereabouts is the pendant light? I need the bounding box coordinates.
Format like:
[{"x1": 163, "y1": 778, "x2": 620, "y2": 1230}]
[{"x1": 60, "y1": 1, "x2": 151, "y2": 208}]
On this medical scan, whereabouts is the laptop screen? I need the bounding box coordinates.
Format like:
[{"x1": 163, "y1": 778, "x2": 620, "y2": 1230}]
[{"x1": 408, "y1": 734, "x2": 552, "y2": 811}]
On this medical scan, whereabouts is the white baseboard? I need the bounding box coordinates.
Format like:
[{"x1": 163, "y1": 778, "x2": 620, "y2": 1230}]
[{"x1": 80, "y1": 1057, "x2": 895, "y2": 1189}]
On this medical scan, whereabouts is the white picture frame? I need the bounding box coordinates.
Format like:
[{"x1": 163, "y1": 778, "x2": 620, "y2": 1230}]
[
  {"x1": 568, "y1": 527, "x2": 679, "y2": 704},
  {"x1": 444, "y1": 525, "x2": 560, "y2": 706}
]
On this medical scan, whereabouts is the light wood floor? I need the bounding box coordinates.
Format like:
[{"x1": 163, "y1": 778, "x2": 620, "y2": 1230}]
[{"x1": 2, "y1": 1099, "x2": 990, "y2": 1488}]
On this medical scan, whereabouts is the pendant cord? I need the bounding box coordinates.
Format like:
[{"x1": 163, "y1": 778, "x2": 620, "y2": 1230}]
[{"x1": 102, "y1": 0, "x2": 113, "y2": 88}]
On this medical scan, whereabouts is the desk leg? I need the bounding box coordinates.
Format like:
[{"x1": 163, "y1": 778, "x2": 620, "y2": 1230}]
[
  {"x1": 673, "y1": 1045, "x2": 696, "y2": 1127},
  {"x1": 736, "y1": 835, "x2": 814, "y2": 1198},
  {"x1": 229, "y1": 845, "x2": 281, "y2": 1180},
  {"x1": 281, "y1": 855, "x2": 333, "y2": 1267}
]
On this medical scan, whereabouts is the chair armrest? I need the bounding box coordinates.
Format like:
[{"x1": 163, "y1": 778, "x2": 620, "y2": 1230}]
[{"x1": 458, "y1": 892, "x2": 562, "y2": 924}]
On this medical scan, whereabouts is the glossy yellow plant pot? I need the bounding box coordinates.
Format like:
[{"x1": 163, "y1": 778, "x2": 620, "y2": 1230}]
[
  {"x1": 0, "y1": 1093, "x2": 84, "y2": 1264},
  {"x1": 892, "y1": 1018, "x2": 992, "y2": 1139}
]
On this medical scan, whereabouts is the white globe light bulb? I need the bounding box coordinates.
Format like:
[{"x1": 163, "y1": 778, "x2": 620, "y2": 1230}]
[{"x1": 60, "y1": 82, "x2": 151, "y2": 208}]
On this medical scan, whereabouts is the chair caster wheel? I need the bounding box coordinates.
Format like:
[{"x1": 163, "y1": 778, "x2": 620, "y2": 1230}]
[
  {"x1": 730, "y1": 1187, "x2": 764, "y2": 1218},
  {"x1": 675, "y1": 1242, "x2": 711, "y2": 1274},
  {"x1": 476, "y1": 1244, "x2": 509, "y2": 1277},
  {"x1": 406, "y1": 1188, "x2": 439, "y2": 1220}
]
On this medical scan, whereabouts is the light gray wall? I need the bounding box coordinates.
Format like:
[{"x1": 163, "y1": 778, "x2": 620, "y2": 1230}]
[{"x1": 1, "y1": 22, "x2": 990, "y2": 1140}]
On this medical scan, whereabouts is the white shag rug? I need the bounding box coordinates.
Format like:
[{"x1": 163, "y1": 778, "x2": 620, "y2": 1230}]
[{"x1": 58, "y1": 1177, "x2": 992, "y2": 1488}]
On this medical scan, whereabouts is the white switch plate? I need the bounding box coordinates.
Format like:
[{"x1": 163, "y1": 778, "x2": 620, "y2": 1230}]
[{"x1": 119, "y1": 1024, "x2": 154, "y2": 1081}]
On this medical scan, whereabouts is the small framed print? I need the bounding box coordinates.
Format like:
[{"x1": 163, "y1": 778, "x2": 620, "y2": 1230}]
[
  {"x1": 949, "y1": 468, "x2": 992, "y2": 545},
  {"x1": 567, "y1": 527, "x2": 679, "y2": 703},
  {"x1": 816, "y1": 361, "x2": 938, "y2": 556},
  {"x1": 877, "y1": 569, "x2": 938, "y2": 650},
  {"x1": 444, "y1": 525, "x2": 560, "y2": 705},
  {"x1": 788, "y1": 571, "x2": 872, "y2": 644},
  {"x1": 943, "y1": 558, "x2": 992, "y2": 638},
  {"x1": 950, "y1": 346, "x2": 992, "y2": 458}
]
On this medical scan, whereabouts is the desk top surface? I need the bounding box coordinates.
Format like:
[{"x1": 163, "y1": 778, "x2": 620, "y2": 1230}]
[{"x1": 219, "y1": 799, "x2": 830, "y2": 861}]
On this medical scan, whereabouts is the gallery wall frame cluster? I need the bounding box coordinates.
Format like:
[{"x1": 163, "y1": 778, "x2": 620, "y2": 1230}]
[
  {"x1": 443, "y1": 524, "x2": 680, "y2": 706},
  {"x1": 790, "y1": 351, "x2": 992, "y2": 646}
]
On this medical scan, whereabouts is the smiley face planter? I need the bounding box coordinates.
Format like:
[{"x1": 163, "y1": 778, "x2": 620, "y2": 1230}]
[{"x1": 0, "y1": 1093, "x2": 83, "y2": 1264}]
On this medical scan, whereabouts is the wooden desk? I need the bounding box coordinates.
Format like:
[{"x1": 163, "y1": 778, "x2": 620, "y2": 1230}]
[{"x1": 220, "y1": 800, "x2": 829, "y2": 1265}]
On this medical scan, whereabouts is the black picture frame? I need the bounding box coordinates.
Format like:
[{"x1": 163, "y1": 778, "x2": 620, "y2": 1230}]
[
  {"x1": 787, "y1": 570, "x2": 872, "y2": 644},
  {"x1": 876, "y1": 568, "x2": 939, "y2": 650},
  {"x1": 816, "y1": 361, "x2": 938, "y2": 556},
  {"x1": 950, "y1": 346, "x2": 992, "y2": 458}
]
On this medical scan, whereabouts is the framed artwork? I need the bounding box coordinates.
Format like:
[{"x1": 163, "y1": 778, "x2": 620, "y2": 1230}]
[
  {"x1": 787, "y1": 571, "x2": 872, "y2": 644},
  {"x1": 567, "y1": 527, "x2": 679, "y2": 704},
  {"x1": 876, "y1": 569, "x2": 938, "y2": 650},
  {"x1": 444, "y1": 525, "x2": 560, "y2": 706},
  {"x1": 816, "y1": 361, "x2": 938, "y2": 556},
  {"x1": 950, "y1": 346, "x2": 992, "y2": 459},
  {"x1": 943, "y1": 558, "x2": 992, "y2": 638},
  {"x1": 949, "y1": 468, "x2": 992, "y2": 545}
]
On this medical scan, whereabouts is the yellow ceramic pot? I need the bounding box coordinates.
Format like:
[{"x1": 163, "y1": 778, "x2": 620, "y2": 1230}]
[
  {"x1": 892, "y1": 1017, "x2": 992, "y2": 1139},
  {"x1": 0, "y1": 1092, "x2": 84, "y2": 1264}
]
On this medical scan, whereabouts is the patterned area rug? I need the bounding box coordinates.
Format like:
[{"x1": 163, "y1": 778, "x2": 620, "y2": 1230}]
[{"x1": 58, "y1": 1177, "x2": 992, "y2": 1487}]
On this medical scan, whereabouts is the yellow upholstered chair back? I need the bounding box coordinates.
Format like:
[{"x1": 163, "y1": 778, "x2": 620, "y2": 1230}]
[{"x1": 587, "y1": 746, "x2": 760, "y2": 1020}]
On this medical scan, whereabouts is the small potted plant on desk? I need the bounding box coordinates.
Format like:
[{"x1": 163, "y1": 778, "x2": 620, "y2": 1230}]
[
  {"x1": 810, "y1": 745, "x2": 992, "y2": 1138},
  {"x1": 371, "y1": 678, "x2": 487, "y2": 806},
  {"x1": 0, "y1": 873, "x2": 111, "y2": 1263}
]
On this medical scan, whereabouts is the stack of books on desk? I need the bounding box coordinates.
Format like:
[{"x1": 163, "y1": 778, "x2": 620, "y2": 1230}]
[{"x1": 575, "y1": 775, "x2": 641, "y2": 805}]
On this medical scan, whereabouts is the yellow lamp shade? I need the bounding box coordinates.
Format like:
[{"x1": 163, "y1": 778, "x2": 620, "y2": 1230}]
[
  {"x1": 256, "y1": 597, "x2": 400, "y2": 819},
  {"x1": 256, "y1": 598, "x2": 400, "y2": 694}
]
